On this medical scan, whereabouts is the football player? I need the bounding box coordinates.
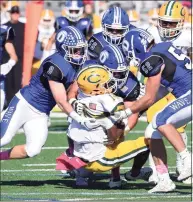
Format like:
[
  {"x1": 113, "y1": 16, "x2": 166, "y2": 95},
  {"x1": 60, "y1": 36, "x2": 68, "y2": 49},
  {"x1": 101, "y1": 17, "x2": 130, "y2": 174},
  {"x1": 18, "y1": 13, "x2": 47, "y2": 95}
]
[
  {"x1": 68, "y1": 44, "x2": 151, "y2": 188},
  {"x1": 45, "y1": 0, "x2": 93, "y2": 56},
  {"x1": 0, "y1": 26, "x2": 99, "y2": 161},
  {"x1": 88, "y1": 6, "x2": 135, "y2": 60},
  {"x1": 33, "y1": 9, "x2": 55, "y2": 73},
  {"x1": 117, "y1": 28, "x2": 192, "y2": 193},
  {"x1": 147, "y1": 1, "x2": 192, "y2": 57},
  {"x1": 0, "y1": 24, "x2": 18, "y2": 112},
  {"x1": 56, "y1": 64, "x2": 151, "y2": 186},
  {"x1": 145, "y1": 1, "x2": 192, "y2": 182}
]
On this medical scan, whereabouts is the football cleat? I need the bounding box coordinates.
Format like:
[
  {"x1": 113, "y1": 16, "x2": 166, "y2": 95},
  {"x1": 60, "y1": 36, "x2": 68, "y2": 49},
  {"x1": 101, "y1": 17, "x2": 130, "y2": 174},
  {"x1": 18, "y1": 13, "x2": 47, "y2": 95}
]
[
  {"x1": 148, "y1": 179, "x2": 176, "y2": 193},
  {"x1": 148, "y1": 172, "x2": 159, "y2": 185},
  {"x1": 125, "y1": 167, "x2": 153, "y2": 181},
  {"x1": 177, "y1": 153, "x2": 192, "y2": 181},
  {"x1": 108, "y1": 178, "x2": 127, "y2": 188},
  {"x1": 75, "y1": 176, "x2": 88, "y2": 187}
]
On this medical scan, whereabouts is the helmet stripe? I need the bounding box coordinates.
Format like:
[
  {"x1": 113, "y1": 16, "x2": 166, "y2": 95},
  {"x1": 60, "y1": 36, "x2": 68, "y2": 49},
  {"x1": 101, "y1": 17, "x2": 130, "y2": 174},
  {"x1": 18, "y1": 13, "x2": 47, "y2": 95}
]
[
  {"x1": 110, "y1": 45, "x2": 124, "y2": 64},
  {"x1": 118, "y1": 7, "x2": 121, "y2": 24},
  {"x1": 68, "y1": 26, "x2": 81, "y2": 40},
  {"x1": 114, "y1": 7, "x2": 118, "y2": 24},
  {"x1": 165, "y1": 1, "x2": 175, "y2": 16}
]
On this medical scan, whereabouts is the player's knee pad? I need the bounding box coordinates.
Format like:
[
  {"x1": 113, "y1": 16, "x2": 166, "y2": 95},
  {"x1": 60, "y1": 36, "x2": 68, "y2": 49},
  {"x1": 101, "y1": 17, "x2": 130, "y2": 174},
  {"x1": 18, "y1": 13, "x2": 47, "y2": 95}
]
[
  {"x1": 145, "y1": 123, "x2": 162, "y2": 139},
  {"x1": 25, "y1": 144, "x2": 43, "y2": 157}
]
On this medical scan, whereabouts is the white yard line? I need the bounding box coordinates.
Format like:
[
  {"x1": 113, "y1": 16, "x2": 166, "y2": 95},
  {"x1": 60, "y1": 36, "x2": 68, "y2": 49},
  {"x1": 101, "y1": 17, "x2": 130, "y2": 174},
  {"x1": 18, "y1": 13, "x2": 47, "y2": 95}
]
[
  {"x1": 1, "y1": 169, "x2": 56, "y2": 172},
  {"x1": 1, "y1": 168, "x2": 177, "y2": 173},
  {"x1": 23, "y1": 164, "x2": 56, "y2": 167},
  {"x1": 1, "y1": 144, "x2": 191, "y2": 151},
  {"x1": 1, "y1": 192, "x2": 191, "y2": 196},
  {"x1": 16, "y1": 129, "x2": 193, "y2": 135}
]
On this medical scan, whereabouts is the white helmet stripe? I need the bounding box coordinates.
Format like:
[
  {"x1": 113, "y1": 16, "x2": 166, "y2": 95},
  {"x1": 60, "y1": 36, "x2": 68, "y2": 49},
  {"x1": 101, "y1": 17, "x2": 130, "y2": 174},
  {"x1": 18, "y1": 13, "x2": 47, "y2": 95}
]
[
  {"x1": 166, "y1": 1, "x2": 175, "y2": 16},
  {"x1": 118, "y1": 8, "x2": 121, "y2": 24},
  {"x1": 110, "y1": 45, "x2": 124, "y2": 64},
  {"x1": 68, "y1": 26, "x2": 81, "y2": 40},
  {"x1": 114, "y1": 7, "x2": 120, "y2": 24},
  {"x1": 72, "y1": 1, "x2": 78, "y2": 9}
]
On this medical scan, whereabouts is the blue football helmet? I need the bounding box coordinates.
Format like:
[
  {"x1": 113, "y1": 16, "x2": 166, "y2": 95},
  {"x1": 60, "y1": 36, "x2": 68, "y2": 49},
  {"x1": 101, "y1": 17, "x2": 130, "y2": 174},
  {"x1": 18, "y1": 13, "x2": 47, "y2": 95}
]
[
  {"x1": 55, "y1": 26, "x2": 88, "y2": 65},
  {"x1": 99, "y1": 44, "x2": 129, "y2": 88},
  {"x1": 102, "y1": 6, "x2": 130, "y2": 45},
  {"x1": 122, "y1": 28, "x2": 154, "y2": 66},
  {"x1": 64, "y1": 0, "x2": 84, "y2": 22}
]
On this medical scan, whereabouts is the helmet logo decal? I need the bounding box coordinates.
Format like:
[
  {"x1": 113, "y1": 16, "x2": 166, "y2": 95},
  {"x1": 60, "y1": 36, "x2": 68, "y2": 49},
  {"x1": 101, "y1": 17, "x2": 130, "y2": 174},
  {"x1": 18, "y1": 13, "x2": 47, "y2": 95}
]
[
  {"x1": 87, "y1": 74, "x2": 101, "y2": 83},
  {"x1": 57, "y1": 30, "x2": 67, "y2": 43}
]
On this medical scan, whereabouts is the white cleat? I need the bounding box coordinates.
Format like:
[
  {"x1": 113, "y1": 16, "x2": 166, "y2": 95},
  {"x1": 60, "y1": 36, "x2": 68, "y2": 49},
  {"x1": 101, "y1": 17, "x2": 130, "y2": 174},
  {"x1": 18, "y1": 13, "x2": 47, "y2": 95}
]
[
  {"x1": 125, "y1": 167, "x2": 153, "y2": 181},
  {"x1": 177, "y1": 153, "x2": 192, "y2": 181},
  {"x1": 148, "y1": 179, "x2": 176, "y2": 193},
  {"x1": 148, "y1": 173, "x2": 159, "y2": 185},
  {"x1": 182, "y1": 177, "x2": 192, "y2": 185}
]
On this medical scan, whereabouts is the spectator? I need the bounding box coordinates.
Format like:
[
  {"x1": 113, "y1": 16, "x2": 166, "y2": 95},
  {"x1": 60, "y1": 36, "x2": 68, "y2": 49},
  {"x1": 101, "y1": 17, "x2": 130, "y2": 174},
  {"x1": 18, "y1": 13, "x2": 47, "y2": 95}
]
[{"x1": 3, "y1": 4, "x2": 25, "y2": 106}]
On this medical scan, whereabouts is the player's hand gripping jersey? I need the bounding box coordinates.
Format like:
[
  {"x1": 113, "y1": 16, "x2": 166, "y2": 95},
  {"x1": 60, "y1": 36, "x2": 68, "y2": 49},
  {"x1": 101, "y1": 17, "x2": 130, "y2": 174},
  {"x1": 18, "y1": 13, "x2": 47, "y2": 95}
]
[{"x1": 68, "y1": 93, "x2": 125, "y2": 162}]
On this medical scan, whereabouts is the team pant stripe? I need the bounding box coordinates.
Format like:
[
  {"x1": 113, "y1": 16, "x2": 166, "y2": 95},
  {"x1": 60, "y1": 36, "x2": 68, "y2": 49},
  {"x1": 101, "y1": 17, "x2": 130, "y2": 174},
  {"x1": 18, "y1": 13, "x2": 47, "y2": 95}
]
[
  {"x1": 96, "y1": 146, "x2": 149, "y2": 166},
  {"x1": 0, "y1": 96, "x2": 19, "y2": 138}
]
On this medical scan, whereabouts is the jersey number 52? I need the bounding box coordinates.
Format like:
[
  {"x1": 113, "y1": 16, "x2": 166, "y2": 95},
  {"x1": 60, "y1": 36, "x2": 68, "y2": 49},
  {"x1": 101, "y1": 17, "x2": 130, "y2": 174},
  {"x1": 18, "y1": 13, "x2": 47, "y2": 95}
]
[{"x1": 168, "y1": 46, "x2": 191, "y2": 70}]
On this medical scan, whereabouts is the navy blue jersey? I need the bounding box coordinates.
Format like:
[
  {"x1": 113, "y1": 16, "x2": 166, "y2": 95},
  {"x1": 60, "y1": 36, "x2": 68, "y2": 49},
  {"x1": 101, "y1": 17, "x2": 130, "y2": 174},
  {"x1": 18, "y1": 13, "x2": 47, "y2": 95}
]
[
  {"x1": 88, "y1": 24, "x2": 136, "y2": 59},
  {"x1": 139, "y1": 42, "x2": 192, "y2": 98},
  {"x1": 115, "y1": 71, "x2": 140, "y2": 101},
  {"x1": 20, "y1": 52, "x2": 79, "y2": 114},
  {"x1": 54, "y1": 16, "x2": 92, "y2": 38},
  {"x1": 0, "y1": 25, "x2": 15, "y2": 65}
]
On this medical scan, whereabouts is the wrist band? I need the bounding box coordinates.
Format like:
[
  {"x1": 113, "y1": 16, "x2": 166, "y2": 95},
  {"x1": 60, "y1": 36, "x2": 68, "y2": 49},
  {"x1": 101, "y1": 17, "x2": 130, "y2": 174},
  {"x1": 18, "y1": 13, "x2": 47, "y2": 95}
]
[{"x1": 8, "y1": 59, "x2": 16, "y2": 67}]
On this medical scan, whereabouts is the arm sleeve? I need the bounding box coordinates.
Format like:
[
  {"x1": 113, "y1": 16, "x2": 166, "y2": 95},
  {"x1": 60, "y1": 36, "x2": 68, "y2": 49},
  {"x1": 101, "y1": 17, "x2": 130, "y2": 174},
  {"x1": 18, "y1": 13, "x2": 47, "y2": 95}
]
[
  {"x1": 88, "y1": 36, "x2": 103, "y2": 59},
  {"x1": 43, "y1": 61, "x2": 64, "y2": 82},
  {"x1": 140, "y1": 55, "x2": 164, "y2": 77}
]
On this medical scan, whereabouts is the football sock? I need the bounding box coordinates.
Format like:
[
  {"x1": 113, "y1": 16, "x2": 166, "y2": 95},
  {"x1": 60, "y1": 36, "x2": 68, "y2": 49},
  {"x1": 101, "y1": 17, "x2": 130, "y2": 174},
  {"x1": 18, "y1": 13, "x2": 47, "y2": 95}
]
[
  {"x1": 0, "y1": 149, "x2": 11, "y2": 160},
  {"x1": 111, "y1": 167, "x2": 120, "y2": 181}
]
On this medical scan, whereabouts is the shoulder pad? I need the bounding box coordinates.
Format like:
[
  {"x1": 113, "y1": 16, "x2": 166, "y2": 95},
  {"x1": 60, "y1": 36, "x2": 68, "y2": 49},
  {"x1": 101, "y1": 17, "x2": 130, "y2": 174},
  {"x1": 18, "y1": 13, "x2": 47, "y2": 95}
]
[
  {"x1": 43, "y1": 61, "x2": 63, "y2": 82},
  {"x1": 78, "y1": 17, "x2": 91, "y2": 26},
  {"x1": 140, "y1": 54, "x2": 164, "y2": 77},
  {"x1": 54, "y1": 17, "x2": 69, "y2": 30},
  {"x1": 88, "y1": 34, "x2": 104, "y2": 59}
]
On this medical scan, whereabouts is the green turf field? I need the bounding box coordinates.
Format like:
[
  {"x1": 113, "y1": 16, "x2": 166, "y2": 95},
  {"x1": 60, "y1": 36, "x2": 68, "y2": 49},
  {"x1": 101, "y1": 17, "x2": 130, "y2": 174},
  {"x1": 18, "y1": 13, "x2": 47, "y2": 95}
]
[{"x1": 0, "y1": 118, "x2": 192, "y2": 201}]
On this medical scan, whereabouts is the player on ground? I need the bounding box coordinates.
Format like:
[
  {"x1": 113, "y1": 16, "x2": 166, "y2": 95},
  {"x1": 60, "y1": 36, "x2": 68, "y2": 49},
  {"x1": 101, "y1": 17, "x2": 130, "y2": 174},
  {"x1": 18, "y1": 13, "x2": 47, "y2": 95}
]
[
  {"x1": 116, "y1": 28, "x2": 192, "y2": 193},
  {"x1": 0, "y1": 26, "x2": 99, "y2": 161},
  {"x1": 68, "y1": 44, "x2": 152, "y2": 188},
  {"x1": 146, "y1": 1, "x2": 192, "y2": 182},
  {"x1": 56, "y1": 65, "x2": 151, "y2": 186},
  {"x1": 0, "y1": 24, "x2": 17, "y2": 112},
  {"x1": 88, "y1": 6, "x2": 135, "y2": 60}
]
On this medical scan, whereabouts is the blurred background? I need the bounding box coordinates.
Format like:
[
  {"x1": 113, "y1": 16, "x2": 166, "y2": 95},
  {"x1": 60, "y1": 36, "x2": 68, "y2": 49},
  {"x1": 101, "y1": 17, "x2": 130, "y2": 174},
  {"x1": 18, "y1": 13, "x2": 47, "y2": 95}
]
[{"x1": 0, "y1": 0, "x2": 192, "y2": 111}]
